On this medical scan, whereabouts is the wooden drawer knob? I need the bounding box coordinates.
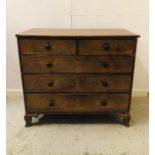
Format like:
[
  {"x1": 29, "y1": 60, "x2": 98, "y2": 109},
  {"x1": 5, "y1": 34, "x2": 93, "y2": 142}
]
[
  {"x1": 103, "y1": 42, "x2": 110, "y2": 51},
  {"x1": 48, "y1": 100, "x2": 55, "y2": 106},
  {"x1": 101, "y1": 80, "x2": 108, "y2": 87},
  {"x1": 100, "y1": 100, "x2": 108, "y2": 106},
  {"x1": 47, "y1": 81, "x2": 54, "y2": 87},
  {"x1": 46, "y1": 62, "x2": 53, "y2": 68},
  {"x1": 45, "y1": 42, "x2": 52, "y2": 51},
  {"x1": 102, "y1": 62, "x2": 109, "y2": 68}
]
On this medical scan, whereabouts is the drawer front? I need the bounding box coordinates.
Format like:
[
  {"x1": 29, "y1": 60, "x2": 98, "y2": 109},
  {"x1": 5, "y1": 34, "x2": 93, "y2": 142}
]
[
  {"x1": 24, "y1": 74, "x2": 131, "y2": 93},
  {"x1": 21, "y1": 56, "x2": 133, "y2": 73},
  {"x1": 26, "y1": 94, "x2": 129, "y2": 113},
  {"x1": 79, "y1": 39, "x2": 135, "y2": 55},
  {"x1": 19, "y1": 39, "x2": 76, "y2": 55}
]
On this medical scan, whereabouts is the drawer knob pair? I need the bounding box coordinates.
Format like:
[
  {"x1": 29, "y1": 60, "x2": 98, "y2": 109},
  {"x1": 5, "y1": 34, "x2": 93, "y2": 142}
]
[
  {"x1": 103, "y1": 42, "x2": 110, "y2": 51},
  {"x1": 48, "y1": 100, "x2": 55, "y2": 106},
  {"x1": 49, "y1": 100, "x2": 107, "y2": 107},
  {"x1": 45, "y1": 42, "x2": 52, "y2": 51}
]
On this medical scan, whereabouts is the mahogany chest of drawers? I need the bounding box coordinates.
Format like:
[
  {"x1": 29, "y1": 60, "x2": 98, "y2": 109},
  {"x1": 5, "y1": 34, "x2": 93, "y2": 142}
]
[{"x1": 16, "y1": 29, "x2": 139, "y2": 127}]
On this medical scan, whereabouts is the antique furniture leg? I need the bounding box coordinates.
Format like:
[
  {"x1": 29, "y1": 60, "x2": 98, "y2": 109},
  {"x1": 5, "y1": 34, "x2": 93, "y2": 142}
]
[
  {"x1": 24, "y1": 114, "x2": 40, "y2": 127},
  {"x1": 116, "y1": 113, "x2": 131, "y2": 127},
  {"x1": 24, "y1": 115, "x2": 32, "y2": 127}
]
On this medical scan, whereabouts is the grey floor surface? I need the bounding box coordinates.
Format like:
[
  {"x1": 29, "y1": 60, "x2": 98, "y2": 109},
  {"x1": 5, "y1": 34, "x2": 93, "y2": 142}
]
[{"x1": 7, "y1": 96, "x2": 148, "y2": 155}]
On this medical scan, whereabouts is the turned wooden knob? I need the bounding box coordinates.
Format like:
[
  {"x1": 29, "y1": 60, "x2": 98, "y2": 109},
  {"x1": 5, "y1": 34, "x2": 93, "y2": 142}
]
[
  {"x1": 101, "y1": 80, "x2": 108, "y2": 87},
  {"x1": 102, "y1": 62, "x2": 109, "y2": 68},
  {"x1": 48, "y1": 100, "x2": 55, "y2": 106},
  {"x1": 100, "y1": 100, "x2": 108, "y2": 106},
  {"x1": 46, "y1": 62, "x2": 53, "y2": 68},
  {"x1": 45, "y1": 42, "x2": 52, "y2": 51},
  {"x1": 47, "y1": 81, "x2": 54, "y2": 87},
  {"x1": 103, "y1": 42, "x2": 110, "y2": 51}
]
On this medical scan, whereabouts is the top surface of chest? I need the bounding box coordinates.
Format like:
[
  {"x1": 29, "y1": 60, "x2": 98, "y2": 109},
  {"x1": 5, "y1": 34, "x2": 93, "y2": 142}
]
[{"x1": 16, "y1": 28, "x2": 140, "y2": 37}]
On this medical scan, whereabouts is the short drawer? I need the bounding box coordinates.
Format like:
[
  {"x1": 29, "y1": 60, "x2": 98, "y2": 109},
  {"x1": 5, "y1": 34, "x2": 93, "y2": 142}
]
[
  {"x1": 19, "y1": 39, "x2": 76, "y2": 55},
  {"x1": 79, "y1": 39, "x2": 135, "y2": 55},
  {"x1": 26, "y1": 94, "x2": 129, "y2": 113},
  {"x1": 24, "y1": 74, "x2": 131, "y2": 93},
  {"x1": 21, "y1": 56, "x2": 133, "y2": 73}
]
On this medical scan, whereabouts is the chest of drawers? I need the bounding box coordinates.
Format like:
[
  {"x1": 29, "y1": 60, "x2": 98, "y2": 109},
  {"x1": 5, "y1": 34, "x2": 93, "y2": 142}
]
[{"x1": 16, "y1": 29, "x2": 139, "y2": 127}]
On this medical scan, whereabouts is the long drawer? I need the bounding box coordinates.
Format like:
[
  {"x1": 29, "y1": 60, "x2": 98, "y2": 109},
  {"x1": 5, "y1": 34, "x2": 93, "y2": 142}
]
[
  {"x1": 79, "y1": 39, "x2": 135, "y2": 55},
  {"x1": 26, "y1": 94, "x2": 129, "y2": 113},
  {"x1": 21, "y1": 56, "x2": 133, "y2": 73},
  {"x1": 24, "y1": 74, "x2": 131, "y2": 93}
]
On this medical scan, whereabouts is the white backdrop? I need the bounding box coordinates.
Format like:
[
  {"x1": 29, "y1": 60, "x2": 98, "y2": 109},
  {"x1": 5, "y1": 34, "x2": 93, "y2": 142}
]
[{"x1": 6, "y1": 0, "x2": 148, "y2": 95}]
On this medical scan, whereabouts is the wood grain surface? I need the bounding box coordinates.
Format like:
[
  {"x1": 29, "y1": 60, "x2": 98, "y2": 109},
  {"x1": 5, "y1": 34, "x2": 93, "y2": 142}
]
[
  {"x1": 21, "y1": 55, "x2": 133, "y2": 73},
  {"x1": 17, "y1": 28, "x2": 140, "y2": 37},
  {"x1": 26, "y1": 94, "x2": 129, "y2": 113},
  {"x1": 24, "y1": 74, "x2": 131, "y2": 93},
  {"x1": 16, "y1": 28, "x2": 139, "y2": 126},
  {"x1": 79, "y1": 39, "x2": 136, "y2": 55},
  {"x1": 19, "y1": 39, "x2": 76, "y2": 55}
]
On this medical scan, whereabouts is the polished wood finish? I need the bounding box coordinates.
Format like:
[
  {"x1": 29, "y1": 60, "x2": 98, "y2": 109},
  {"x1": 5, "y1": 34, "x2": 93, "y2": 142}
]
[
  {"x1": 17, "y1": 29, "x2": 140, "y2": 37},
  {"x1": 79, "y1": 39, "x2": 135, "y2": 56},
  {"x1": 16, "y1": 28, "x2": 139, "y2": 127},
  {"x1": 21, "y1": 56, "x2": 133, "y2": 73},
  {"x1": 26, "y1": 94, "x2": 129, "y2": 113},
  {"x1": 20, "y1": 39, "x2": 76, "y2": 55},
  {"x1": 24, "y1": 74, "x2": 131, "y2": 93}
]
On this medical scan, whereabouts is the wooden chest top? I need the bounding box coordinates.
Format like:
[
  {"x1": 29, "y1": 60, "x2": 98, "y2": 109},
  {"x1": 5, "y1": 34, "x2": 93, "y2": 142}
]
[{"x1": 16, "y1": 28, "x2": 140, "y2": 37}]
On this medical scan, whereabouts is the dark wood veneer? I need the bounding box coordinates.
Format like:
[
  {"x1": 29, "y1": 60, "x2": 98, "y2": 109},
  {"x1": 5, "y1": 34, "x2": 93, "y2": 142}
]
[
  {"x1": 20, "y1": 39, "x2": 76, "y2": 55},
  {"x1": 79, "y1": 39, "x2": 135, "y2": 55},
  {"x1": 23, "y1": 74, "x2": 131, "y2": 93},
  {"x1": 26, "y1": 94, "x2": 129, "y2": 113},
  {"x1": 16, "y1": 29, "x2": 139, "y2": 127},
  {"x1": 21, "y1": 56, "x2": 133, "y2": 74}
]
